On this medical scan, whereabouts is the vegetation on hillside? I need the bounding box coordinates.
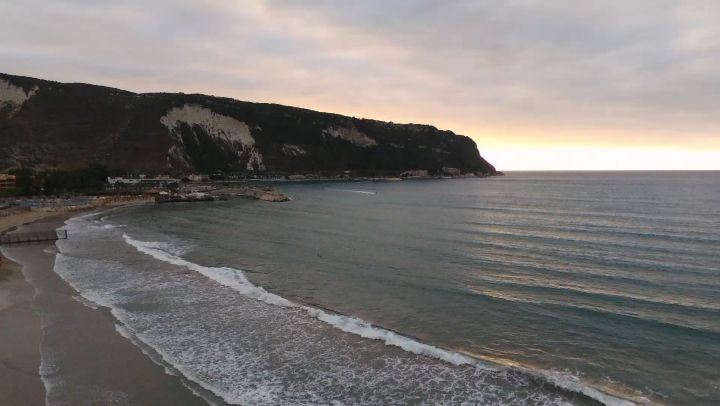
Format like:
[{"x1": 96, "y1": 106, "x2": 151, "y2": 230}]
[
  {"x1": 0, "y1": 73, "x2": 496, "y2": 176},
  {"x1": 5, "y1": 164, "x2": 115, "y2": 196}
]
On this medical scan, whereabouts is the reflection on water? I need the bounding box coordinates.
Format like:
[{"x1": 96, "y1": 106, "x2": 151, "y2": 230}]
[{"x1": 97, "y1": 172, "x2": 720, "y2": 405}]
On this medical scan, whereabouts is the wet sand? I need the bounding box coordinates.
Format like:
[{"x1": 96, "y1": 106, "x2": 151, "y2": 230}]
[
  {"x1": 0, "y1": 211, "x2": 70, "y2": 405},
  {"x1": 0, "y1": 210, "x2": 70, "y2": 235},
  {"x1": 1, "y1": 210, "x2": 207, "y2": 405},
  {"x1": 0, "y1": 246, "x2": 44, "y2": 405}
]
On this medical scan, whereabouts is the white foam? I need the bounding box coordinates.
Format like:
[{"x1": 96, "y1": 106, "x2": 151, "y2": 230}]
[
  {"x1": 72, "y1": 295, "x2": 100, "y2": 310},
  {"x1": 305, "y1": 308, "x2": 479, "y2": 367},
  {"x1": 118, "y1": 234, "x2": 629, "y2": 405},
  {"x1": 114, "y1": 324, "x2": 177, "y2": 377},
  {"x1": 0, "y1": 247, "x2": 57, "y2": 402},
  {"x1": 537, "y1": 370, "x2": 639, "y2": 406},
  {"x1": 122, "y1": 234, "x2": 488, "y2": 368},
  {"x1": 38, "y1": 319, "x2": 62, "y2": 406},
  {"x1": 324, "y1": 188, "x2": 377, "y2": 195},
  {"x1": 129, "y1": 326, "x2": 263, "y2": 406},
  {"x1": 122, "y1": 234, "x2": 294, "y2": 308},
  {"x1": 120, "y1": 232, "x2": 638, "y2": 405},
  {"x1": 56, "y1": 216, "x2": 634, "y2": 406}
]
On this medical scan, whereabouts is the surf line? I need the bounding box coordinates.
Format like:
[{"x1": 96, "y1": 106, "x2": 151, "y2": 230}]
[
  {"x1": 324, "y1": 188, "x2": 377, "y2": 195},
  {"x1": 119, "y1": 232, "x2": 636, "y2": 406}
]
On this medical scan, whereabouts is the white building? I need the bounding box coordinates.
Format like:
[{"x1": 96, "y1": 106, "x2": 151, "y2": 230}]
[{"x1": 107, "y1": 176, "x2": 179, "y2": 189}]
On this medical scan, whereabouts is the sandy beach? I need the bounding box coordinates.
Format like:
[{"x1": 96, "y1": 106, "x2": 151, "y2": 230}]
[
  {"x1": 0, "y1": 242, "x2": 44, "y2": 405},
  {"x1": 0, "y1": 205, "x2": 206, "y2": 405},
  {"x1": 0, "y1": 211, "x2": 69, "y2": 406}
]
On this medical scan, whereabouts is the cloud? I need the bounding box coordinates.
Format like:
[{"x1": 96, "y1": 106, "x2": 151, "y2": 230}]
[
  {"x1": 264, "y1": 1, "x2": 720, "y2": 137},
  {"x1": 1, "y1": 0, "x2": 718, "y2": 167}
]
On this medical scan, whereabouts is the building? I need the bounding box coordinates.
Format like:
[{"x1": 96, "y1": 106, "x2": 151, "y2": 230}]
[
  {"x1": 441, "y1": 167, "x2": 462, "y2": 176},
  {"x1": 400, "y1": 169, "x2": 429, "y2": 178},
  {"x1": 186, "y1": 174, "x2": 210, "y2": 182},
  {"x1": 0, "y1": 174, "x2": 17, "y2": 192},
  {"x1": 107, "y1": 176, "x2": 179, "y2": 190}
]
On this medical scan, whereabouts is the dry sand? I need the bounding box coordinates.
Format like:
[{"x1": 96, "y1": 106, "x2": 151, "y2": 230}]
[
  {"x1": 0, "y1": 210, "x2": 66, "y2": 235},
  {"x1": 0, "y1": 205, "x2": 207, "y2": 405}
]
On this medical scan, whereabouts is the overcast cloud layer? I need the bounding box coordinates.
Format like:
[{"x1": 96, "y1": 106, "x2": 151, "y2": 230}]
[{"x1": 1, "y1": 0, "x2": 718, "y2": 169}]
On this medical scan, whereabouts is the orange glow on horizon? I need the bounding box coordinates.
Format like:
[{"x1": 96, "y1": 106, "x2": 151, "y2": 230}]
[{"x1": 479, "y1": 147, "x2": 720, "y2": 171}]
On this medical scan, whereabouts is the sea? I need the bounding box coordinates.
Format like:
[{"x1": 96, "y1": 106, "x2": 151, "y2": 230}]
[{"x1": 52, "y1": 171, "x2": 719, "y2": 405}]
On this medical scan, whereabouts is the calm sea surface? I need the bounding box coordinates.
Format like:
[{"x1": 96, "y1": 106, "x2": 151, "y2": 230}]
[{"x1": 55, "y1": 172, "x2": 720, "y2": 405}]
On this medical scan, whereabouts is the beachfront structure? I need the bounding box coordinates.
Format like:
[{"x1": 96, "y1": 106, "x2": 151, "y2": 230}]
[
  {"x1": 400, "y1": 169, "x2": 429, "y2": 178},
  {"x1": 107, "y1": 176, "x2": 179, "y2": 190},
  {"x1": 0, "y1": 174, "x2": 17, "y2": 192},
  {"x1": 441, "y1": 167, "x2": 462, "y2": 176},
  {"x1": 186, "y1": 174, "x2": 210, "y2": 182}
]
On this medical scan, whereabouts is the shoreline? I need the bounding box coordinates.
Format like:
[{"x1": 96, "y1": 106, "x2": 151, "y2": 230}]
[
  {"x1": 0, "y1": 210, "x2": 76, "y2": 406},
  {"x1": 0, "y1": 202, "x2": 206, "y2": 405},
  {"x1": 0, "y1": 186, "x2": 642, "y2": 406},
  {"x1": 117, "y1": 206, "x2": 638, "y2": 406},
  {"x1": 0, "y1": 239, "x2": 44, "y2": 405}
]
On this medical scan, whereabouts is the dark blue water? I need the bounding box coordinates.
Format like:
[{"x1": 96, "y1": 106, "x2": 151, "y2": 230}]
[{"x1": 57, "y1": 172, "x2": 720, "y2": 405}]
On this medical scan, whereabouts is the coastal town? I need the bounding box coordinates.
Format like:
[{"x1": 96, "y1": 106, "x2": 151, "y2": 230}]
[
  {"x1": 0, "y1": 164, "x2": 478, "y2": 283},
  {"x1": 0, "y1": 169, "x2": 289, "y2": 214},
  {"x1": 0, "y1": 165, "x2": 491, "y2": 217},
  {"x1": 0, "y1": 170, "x2": 290, "y2": 245}
]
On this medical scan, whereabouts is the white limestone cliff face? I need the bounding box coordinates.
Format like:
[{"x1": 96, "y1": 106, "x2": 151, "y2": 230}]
[
  {"x1": 166, "y1": 144, "x2": 191, "y2": 168},
  {"x1": 246, "y1": 149, "x2": 265, "y2": 171},
  {"x1": 0, "y1": 79, "x2": 38, "y2": 116},
  {"x1": 281, "y1": 144, "x2": 308, "y2": 156},
  {"x1": 322, "y1": 126, "x2": 377, "y2": 147},
  {"x1": 160, "y1": 104, "x2": 255, "y2": 146},
  {"x1": 160, "y1": 104, "x2": 265, "y2": 170}
]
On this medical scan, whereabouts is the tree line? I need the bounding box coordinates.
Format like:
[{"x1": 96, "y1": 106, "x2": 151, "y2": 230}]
[{"x1": 3, "y1": 164, "x2": 120, "y2": 196}]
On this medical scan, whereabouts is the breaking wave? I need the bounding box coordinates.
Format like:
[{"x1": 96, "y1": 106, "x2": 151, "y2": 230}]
[
  {"x1": 324, "y1": 187, "x2": 377, "y2": 195},
  {"x1": 120, "y1": 232, "x2": 635, "y2": 406}
]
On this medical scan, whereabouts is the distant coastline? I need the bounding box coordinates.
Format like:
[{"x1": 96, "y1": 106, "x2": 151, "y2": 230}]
[{"x1": 1, "y1": 73, "x2": 496, "y2": 178}]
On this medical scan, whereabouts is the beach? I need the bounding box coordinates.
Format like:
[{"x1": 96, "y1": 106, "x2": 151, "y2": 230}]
[
  {"x1": 0, "y1": 211, "x2": 69, "y2": 406},
  {"x1": 0, "y1": 239, "x2": 44, "y2": 405},
  {"x1": 0, "y1": 207, "x2": 205, "y2": 405}
]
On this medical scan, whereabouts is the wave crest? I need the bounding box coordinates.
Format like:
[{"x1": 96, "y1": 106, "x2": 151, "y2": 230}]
[{"x1": 121, "y1": 232, "x2": 635, "y2": 406}]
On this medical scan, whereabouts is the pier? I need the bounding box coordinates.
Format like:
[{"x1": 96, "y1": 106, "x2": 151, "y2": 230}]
[{"x1": 0, "y1": 229, "x2": 68, "y2": 245}]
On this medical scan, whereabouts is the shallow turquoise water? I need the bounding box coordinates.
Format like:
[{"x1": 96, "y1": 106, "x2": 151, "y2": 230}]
[{"x1": 61, "y1": 172, "x2": 719, "y2": 404}]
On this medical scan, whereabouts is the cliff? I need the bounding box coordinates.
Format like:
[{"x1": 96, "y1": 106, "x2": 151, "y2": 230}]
[{"x1": 0, "y1": 73, "x2": 496, "y2": 176}]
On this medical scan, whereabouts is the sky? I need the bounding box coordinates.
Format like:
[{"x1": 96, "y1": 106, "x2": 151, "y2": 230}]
[{"x1": 1, "y1": 0, "x2": 718, "y2": 170}]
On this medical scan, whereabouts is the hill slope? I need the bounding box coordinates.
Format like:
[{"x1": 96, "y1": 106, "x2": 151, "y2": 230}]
[{"x1": 0, "y1": 73, "x2": 496, "y2": 176}]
